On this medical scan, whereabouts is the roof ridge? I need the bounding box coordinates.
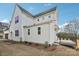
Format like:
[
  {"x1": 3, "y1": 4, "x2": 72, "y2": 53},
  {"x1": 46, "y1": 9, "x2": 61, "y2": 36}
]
[
  {"x1": 16, "y1": 4, "x2": 33, "y2": 17},
  {"x1": 34, "y1": 6, "x2": 57, "y2": 17},
  {"x1": 16, "y1": 4, "x2": 57, "y2": 18}
]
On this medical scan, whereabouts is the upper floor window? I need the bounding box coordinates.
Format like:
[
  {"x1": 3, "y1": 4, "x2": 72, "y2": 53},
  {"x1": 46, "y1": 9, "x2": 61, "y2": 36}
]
[
  {"x1": 42, "y1": 16, "x2": 44, "y2": 20},
  {"x1": 28, "y1": 29, "x2": 30, "y2": 35},
  {"x1": 15, "y1": 30, "x2": 19, "y2": 36},
  {"x1": 37, "y1": 19, "x2": 39, "y2": 21},
  {"x1": 48, "y1": 15, "x2": 51, "y2": 18},
  {"x1": 38, "y1": 27, "x2": 41, "y2": 35},
  {"x1": 15, "y1": 16, "x2": 19, "y2": 24}
]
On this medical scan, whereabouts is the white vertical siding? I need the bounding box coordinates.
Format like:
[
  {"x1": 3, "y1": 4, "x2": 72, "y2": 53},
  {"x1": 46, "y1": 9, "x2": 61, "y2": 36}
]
[
  {"x1": 9, "y1": 5, "x2": 58, "y2": 45},
  {"x1": 34, "y1": 11, "x2": 56, "y2": 24},
  {"x1": 23, "y1": 24, "x2": 50, "y2": 44},
  {"x1": 9, "y1": 5, "x2": 23, "y2": 41}
]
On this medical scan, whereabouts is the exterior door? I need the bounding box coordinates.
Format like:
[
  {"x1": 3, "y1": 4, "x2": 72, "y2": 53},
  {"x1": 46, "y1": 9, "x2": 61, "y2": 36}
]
[{"x1": 5, "y1": 34, "x2": 8, "y2": 39}]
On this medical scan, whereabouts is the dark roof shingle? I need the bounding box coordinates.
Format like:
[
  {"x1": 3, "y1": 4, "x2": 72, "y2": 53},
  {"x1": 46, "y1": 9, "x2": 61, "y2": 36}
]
[{"x1": 16, "y1": 4, "x2": 57, "y2": 18}]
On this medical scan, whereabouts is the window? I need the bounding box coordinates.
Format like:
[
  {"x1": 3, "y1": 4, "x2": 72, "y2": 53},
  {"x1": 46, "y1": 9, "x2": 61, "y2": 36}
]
[
  {"x1": 15, "y1": 16, "x2": 19, "y2": 24},
  {"x1": 15, "y1": 30, "x2": 19, "y2": 36},
  {"x1": 38, "y1": 27, "x2": 41, "y2": 35},
  {"x1": 37, "y1": 19, "x2": 39, "y2": 21},
  {"x1": 42, "y1": 16, "x2": 44, "y2": 20},
  {"x1": 28, "y1": 29, "x2": 30, "y2": 35},
  {"x1": 48, "y1": 15, "x2": 51, "y2": 18}
]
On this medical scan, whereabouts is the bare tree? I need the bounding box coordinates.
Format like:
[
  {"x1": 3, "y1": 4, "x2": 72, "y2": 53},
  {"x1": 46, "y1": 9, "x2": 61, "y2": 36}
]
[{"x1": 64, "y1": 18, "x2": 79, "y2": 40}]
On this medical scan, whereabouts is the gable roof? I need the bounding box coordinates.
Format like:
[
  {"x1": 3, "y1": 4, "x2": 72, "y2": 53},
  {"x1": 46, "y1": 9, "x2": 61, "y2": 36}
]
[
  {"x1": 34, "y1": 7, "x2": 57, "y2": 17},
  {"x1": 17, "y1": 4, "x2": 33, "y2": 17},
  {"x1": 16, "y1": 4, "x2": 57, "y2": 18},
  {"x1": 9, "y1": 4, "x2": 57, "y2": 29}
]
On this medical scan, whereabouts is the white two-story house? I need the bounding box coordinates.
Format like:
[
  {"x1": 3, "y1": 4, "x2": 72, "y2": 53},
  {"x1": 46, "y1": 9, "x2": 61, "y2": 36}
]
[{"x1": 9, "y1": 4, "x2": 58, "y2": 45}]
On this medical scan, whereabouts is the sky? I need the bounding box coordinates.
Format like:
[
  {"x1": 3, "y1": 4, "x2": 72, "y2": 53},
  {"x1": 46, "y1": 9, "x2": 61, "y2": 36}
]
[{"x1": 0, "y1": 3, "x2": 79, "y2": 26}]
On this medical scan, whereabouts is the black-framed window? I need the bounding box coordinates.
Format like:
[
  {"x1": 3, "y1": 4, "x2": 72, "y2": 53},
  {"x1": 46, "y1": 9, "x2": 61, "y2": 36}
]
[
  {"x1": 38, "y1": 27, "x2": 41, "y2": 35},
  {"x1": 28, "y1": 29, "x2": 30, "y2": 35},
  {"x1": 15, "y1": 16, "x2": 19, "y2": 24},
  {"x1": 15, "y1": 30, "x2": 19, "y2": 36},
  {"x1": 37, "y1": 19, "x2": 39, "y2": 21},
  {"x1": 48, "y1": 15, "x2": 51, "y2": 18}
]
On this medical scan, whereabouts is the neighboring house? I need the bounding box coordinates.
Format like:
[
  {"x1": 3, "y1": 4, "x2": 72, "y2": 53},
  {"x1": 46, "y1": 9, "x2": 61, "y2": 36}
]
[
  {"x1": 0, "y1": 22, "x2": 9, "y2": 39},
  {"x1": 3, "y1": 30, "x2": 9, "y2": 39},
  {"x1": 9, "y1": 4, "x2": 58, "y2": 45},
  {"x1": 0, "y1": 29, "x2": 3, "y2": 39}
]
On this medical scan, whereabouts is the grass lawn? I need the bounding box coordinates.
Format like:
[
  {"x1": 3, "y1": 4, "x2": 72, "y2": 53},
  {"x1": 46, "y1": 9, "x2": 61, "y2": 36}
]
[{"x1": 0, "y1": 40, "x2": 78, "y2": 56}]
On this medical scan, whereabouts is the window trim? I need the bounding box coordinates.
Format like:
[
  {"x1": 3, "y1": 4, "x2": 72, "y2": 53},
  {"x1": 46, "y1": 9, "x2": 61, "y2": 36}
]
[
  {"x1": 37, "y1": 19, "x2": 39, "y2": 21},
  {"x1": 38, "y1": 27, "x2": 41, "y2": 35},
  {"x1": 28, "y1": 29, "x2": 30, "y2": 35},
  {"x1": 48, "y1": 15, "x2": 51, "y2": 18},
  {"x1": 15, "y1": 30, "x2": 19, "y2": 36},
  {"x1": 15, "y1": 16, "x2": 19, "y2": 24}
]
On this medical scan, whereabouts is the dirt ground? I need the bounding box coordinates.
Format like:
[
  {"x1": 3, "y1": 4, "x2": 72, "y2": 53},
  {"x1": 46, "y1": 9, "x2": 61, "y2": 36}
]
[{"x1": 0, "y1": 40, "x2": 79, "y2": 56}]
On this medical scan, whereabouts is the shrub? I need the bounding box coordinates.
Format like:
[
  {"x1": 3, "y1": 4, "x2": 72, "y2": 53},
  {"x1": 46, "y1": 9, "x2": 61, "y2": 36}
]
[{"x1": 57, "y1": 32, "x2": 77, "y2": 41}]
